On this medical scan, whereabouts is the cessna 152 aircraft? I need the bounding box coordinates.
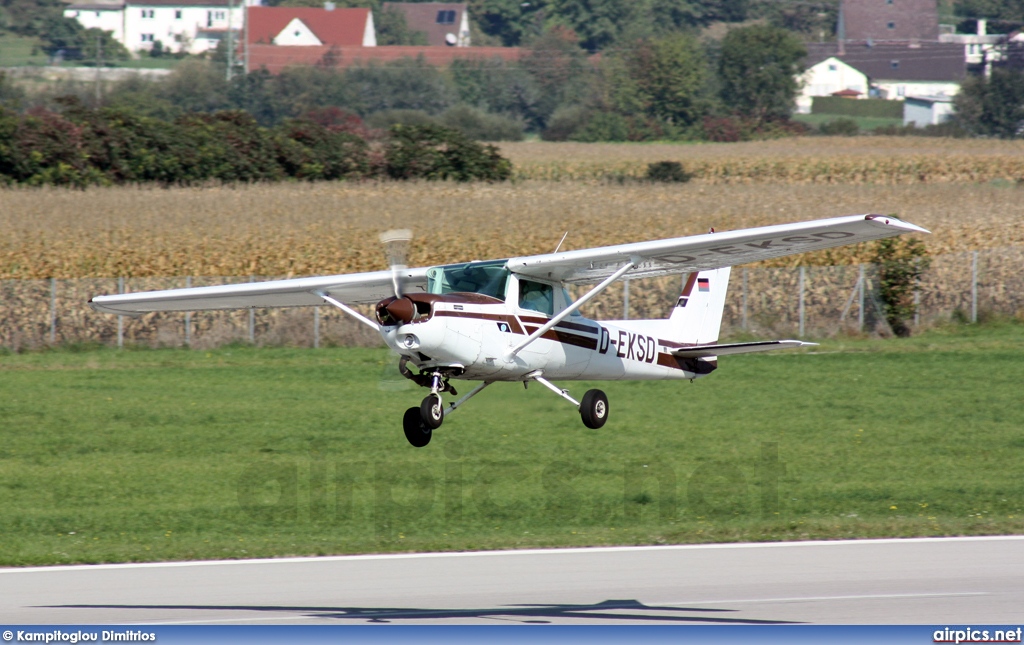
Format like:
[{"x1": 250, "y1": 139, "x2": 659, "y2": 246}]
[{"x1": 90, "y1": 214, "x2": 927, "y2": 447}]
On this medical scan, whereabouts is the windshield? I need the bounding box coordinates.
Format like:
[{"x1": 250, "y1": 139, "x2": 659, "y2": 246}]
[{"x1": 426, "y1": 260, "x2": 510, "y2": 300}]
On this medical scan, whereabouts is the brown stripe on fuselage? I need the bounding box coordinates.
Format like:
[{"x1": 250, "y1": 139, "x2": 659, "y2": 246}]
[
  {"x1": 522, "y1": 324, "x2": 599, "y2": 350},
  {"x1": 435, "y1": 310, "x2": 524, "y2": 335}
]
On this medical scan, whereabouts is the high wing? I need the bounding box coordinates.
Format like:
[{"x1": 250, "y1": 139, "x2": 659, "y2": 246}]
[
  {"x1": 89, "y1": 268, "x2": 428, "y2": 316},
  {"x1": 507, "y1": 214, "x2": 928, "y2": 284},
  {"x1": 671, "y1": 340, "x2": 816, "y2": 358},
  {"x1": 90, "y1": 214, "x2": 926, "y2": 316}
]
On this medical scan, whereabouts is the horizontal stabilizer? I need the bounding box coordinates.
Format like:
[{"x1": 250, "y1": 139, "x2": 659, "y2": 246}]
[{"x1": 670, "y1": 340, "x2": 816, "y2": 358}]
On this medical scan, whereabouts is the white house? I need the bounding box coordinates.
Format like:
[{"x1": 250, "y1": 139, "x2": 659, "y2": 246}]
[
  {"x1": 65, "y1": 0, "x2": 256, "y2": 56},
  {"x1": 796, "y1": 57, "x2": 869, "y2": 114}
]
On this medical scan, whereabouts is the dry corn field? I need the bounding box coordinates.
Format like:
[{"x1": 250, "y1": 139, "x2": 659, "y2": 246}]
[
  {"x1": 1, "y1": 180, "x2": 1022, "y2": 280},
  {"x1": 501, "y1": 137, "x2": 1024, "y2": 183},
  {"x1": 2, "y1": 138, "x2": 1023, "y2": 349}
]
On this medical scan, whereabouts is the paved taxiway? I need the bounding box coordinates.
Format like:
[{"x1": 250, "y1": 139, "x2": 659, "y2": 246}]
[{"x1": 1, "y1": 536, "x2": 1022, "y2": 624}]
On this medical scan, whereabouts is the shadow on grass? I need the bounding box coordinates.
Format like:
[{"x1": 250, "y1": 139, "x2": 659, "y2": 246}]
[{"x1": 47, "y1": 598, "x2": 799, "y2": 624}]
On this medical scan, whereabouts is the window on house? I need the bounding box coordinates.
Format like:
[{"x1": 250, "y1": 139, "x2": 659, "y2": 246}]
[
  {"x1": 828, "y1": 63, "x2": 837, "y2": 71},
  {"x1": 887, "y1": 21, "x2": 895, "y2": 29},
  {"x1": 886, "y1": 0, "x2": 893, "y2": 4},
  {"x1": 141, "y1": 9, "x2": 154, "y2": 18},
  {"x1": 141, "y1": 33, "x2": 154, "y2": 42},
  {"x1": 175, "y1": 9, "x2": 182, "y2": 19},
  {"x1": 891, "y1": 60, "x2": 899, "y2": 69},
  {"x1": 214, "y1": 10, "x2": 226, "y2": 20},
  {"x1": 436, "y1": 10, "x2": 456, "y2": 24}
]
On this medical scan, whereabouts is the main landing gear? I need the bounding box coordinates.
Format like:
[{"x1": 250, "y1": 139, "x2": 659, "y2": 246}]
[
  {"x1": 398, "y1": 364, "x2": 609, "y2": 447},
  {"x1": 527, "y1": 371, "x2": 609, "y2": 430}
]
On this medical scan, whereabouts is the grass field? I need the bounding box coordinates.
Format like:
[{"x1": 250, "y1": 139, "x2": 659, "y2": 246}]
[
  {"x1": 0, "y1": 34, "x2": 49, "y2": 67},
  {"x1": 791, "y1": 113, "x2": 904, "y2": 132},
  {"x1": 1, "y1": 322, "x2": 1022, "y2": 566}
]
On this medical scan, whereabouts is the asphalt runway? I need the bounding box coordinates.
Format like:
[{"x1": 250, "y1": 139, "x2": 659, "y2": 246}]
[{"x1": 1, "y1": 536, "x2": 1022, "y2": 625}]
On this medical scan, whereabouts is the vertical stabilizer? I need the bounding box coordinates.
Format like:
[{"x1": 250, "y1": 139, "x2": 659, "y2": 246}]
[{"x1": 667, "y1": 267, "x2": 732, "y2": 344}]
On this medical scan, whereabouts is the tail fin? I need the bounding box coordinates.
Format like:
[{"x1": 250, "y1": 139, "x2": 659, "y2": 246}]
[{"x1": 667, "y1": 267, "x2": 731, "y2": 344}]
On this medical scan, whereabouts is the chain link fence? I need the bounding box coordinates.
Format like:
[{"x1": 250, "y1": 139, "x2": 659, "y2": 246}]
[{"x1": 2, "y1": 248, "x2": 1021, "y2": 351}]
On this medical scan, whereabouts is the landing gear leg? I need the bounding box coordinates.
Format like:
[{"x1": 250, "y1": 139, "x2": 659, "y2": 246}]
[
  {"x1": 419, "y1": 372, "x2": 445, "y2": 429},
  {"x1": 528, "y1": 372, "x2": 609, "y2": 430}
]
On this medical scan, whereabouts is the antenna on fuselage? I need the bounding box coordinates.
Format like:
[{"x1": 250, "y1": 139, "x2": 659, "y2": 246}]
[
  {"x1": 380, "y1": 229, "x2": 412, "y2": 298},
  {"x1": 553, "y1": 231, "x2": 569, "y2": 254}
]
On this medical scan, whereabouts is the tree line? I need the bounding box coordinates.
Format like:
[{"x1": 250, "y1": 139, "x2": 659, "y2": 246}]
[
  {"x1": 1, "y1": 23, "x2": 812, "y2": 143},
  {"x1": 0, "y1": 99, "x2": 511, "y2": 186}
]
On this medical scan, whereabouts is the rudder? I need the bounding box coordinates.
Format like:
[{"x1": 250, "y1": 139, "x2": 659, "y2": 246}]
[{"x1": 667, "y1": 267, "x2": 732, "y2": 344}]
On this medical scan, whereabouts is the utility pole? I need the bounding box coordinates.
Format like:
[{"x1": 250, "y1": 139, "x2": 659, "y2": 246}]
[
  {"x1": 226, "y1": 0, "x2": 234, "y2": 81},
  {"x1": 94, "y1": 31, "x2": 103, "y2": 106}
]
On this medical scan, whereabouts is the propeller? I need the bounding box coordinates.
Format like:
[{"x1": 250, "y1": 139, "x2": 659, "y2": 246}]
[{"x1": 378, "y1": 229, "x2": 416, "y2": 325}]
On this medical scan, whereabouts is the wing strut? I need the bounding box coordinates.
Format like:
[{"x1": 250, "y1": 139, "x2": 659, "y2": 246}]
[
  {"x1": 504, "y1": 259, "x2": 637, "y2": 361},
  {"x1": 315, "y1": 291, "x2": 380, "y2": 331}
]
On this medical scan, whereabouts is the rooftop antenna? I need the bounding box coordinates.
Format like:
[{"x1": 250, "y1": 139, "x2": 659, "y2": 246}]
[{"x1": 553, "y1": 231, "x2": 569, "y2": 254}]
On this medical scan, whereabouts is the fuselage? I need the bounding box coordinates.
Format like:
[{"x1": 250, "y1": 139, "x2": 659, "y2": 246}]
[{"x1": 378, "y1": 291, "x2": 714, "y2": 382}]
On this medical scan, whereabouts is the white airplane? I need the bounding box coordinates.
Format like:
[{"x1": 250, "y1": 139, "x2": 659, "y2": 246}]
[{"x1": 91, "y1": 214, "x2": 927, "y2": 447}]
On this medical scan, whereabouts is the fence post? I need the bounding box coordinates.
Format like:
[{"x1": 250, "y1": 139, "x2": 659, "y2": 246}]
[
  {"x1": 741, "y1": 267, "x2": 748, "y2": 331},
  {"x1": 971, "y1": 250, "x2": 978, "y2": 323},
  {"x1": 185, "y1": 276, "x2": 192, "y2": 346},
  {"x1": 249, "y1": 275, "x2": 256, "y2": 343},
  {"x1": 117, "y1": 276, "x2": 124, "y2": 349},
  {"x1": 858, "y1": 264, "x2": 865, "y2": 333},
  {"x1": 618, "y1": 280, "x2": 626, "y2": 321},
  {"x1": 798, "y1": 266, "x2": 805, "y2": 337},
  {"x1": 49, "y1": 277, "x2": 57, "y2": 345},
  {"x1": 314, "y1": 306, "x2": 320, "y2": 349}
]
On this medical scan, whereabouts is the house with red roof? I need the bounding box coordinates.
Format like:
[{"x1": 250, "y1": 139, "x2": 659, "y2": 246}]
[{"x1": 246, "y1": 6, "x2": 376, "y2": 48}]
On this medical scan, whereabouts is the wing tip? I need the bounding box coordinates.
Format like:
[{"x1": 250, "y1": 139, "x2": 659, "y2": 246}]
[{"x1": 864, "y1": 214, "x2": 931, "y2": 235}]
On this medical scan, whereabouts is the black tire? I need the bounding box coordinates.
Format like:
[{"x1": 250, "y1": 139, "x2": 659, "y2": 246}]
[
  {"x1": 420, "y1": 394, "x2": 444, "y2": 429},
  {"x1": 403, "y1": 407, "x2": 432, "y2": 447},
  {"x1": 580, "y1": 389, "x2": 609, "y2": 429}
]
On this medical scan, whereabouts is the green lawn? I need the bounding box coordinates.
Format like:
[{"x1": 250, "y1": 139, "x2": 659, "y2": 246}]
[
  {"x1": 793, "y1": 113, "x2": 905, "y2": 132},
  {"x1": 1, "y1": 322, "x2": 1022, "y2": 566},
  {"x1": 0, "y1": 33, "x2": 50, "y2": 67}
]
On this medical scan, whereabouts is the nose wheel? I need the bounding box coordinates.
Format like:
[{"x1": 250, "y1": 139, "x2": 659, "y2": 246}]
[{"x1": 403, "y1": 406, "x2": 433, "y2": 447}]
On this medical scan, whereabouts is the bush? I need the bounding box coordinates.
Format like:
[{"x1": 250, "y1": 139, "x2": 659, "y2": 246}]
[
  {"x1": 383, "y1": 124, "x2": 512, "y2": 181},
  {"x1": 818, "y1": 117, "x2": 860, "y2": 136},
  {"x1": 438, "y1": 105, "x2": 524, "y2": 141},
  {"x1": 872, "y1": 236, "x2": 931, "y2": 337},
  {"x1": 0, "y1": 104, "x2": 512, "y2": 186},
  {"x1": 541, "y1": 105, "x2": 591, "y2": 141},
  {"x1": 872, "y1": 121, "x2": 969, "y2": 138},
  {"x1": 645, "y1": 161, "x2": 691, "y2": 183},
  {"x1": 365, "y1": 109, "x2": 439, "y2": 130}
]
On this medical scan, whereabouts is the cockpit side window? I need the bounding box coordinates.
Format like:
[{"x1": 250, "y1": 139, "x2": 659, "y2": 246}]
[
  {"x1": 518, "y1": 279, "x2": 554, "y2": 316},
  {"x1": 426, "y1": 260, "x2": 509, "y2": 300}
]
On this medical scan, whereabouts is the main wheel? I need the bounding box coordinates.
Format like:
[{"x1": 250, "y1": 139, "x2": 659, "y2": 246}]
[
  {"x1": 403, "y1": 407, "x2": 432, "y2": 447},
  {"x1": 420, "y1": 394, "x2": 444, "y2": 429},
  {"x1": 580, "y1": 389, "x2": 609, "y2": 429}
]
